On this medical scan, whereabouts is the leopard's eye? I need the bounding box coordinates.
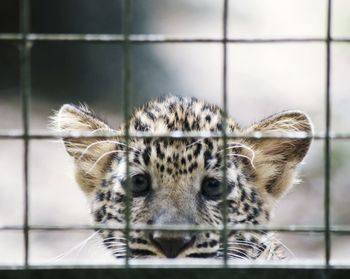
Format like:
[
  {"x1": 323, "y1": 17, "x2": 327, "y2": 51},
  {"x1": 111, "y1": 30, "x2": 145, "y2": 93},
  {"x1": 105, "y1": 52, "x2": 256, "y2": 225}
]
[
  {"x1": 123, "y1": 174, "x2": 151, "y2": 197},
  {"x1": 201, "y1": 177, "x2": 223, "y2": 200}
]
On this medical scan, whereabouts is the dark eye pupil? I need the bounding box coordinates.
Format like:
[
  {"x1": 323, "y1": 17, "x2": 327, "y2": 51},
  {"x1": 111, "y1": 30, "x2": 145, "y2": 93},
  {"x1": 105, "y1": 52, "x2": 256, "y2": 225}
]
[
  {"x1": 134, "y1": 176, "x2": 146, "y2": 186},
  {"x1": 207, "y1": 180, "x2": 218, "y2": 188},
  {"x1": 123, "y1": 174, "x2": 151, "y2": 197},
  {"x1": 201, "y1": 177, "x2": 223, "y2": 199}
]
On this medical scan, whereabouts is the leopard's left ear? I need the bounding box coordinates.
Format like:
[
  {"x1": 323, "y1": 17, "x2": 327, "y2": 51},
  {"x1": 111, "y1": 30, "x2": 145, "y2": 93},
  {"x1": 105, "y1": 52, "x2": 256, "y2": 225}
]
[{"x1": 244, "y1": 111, "x2": 313, "y2": 199}]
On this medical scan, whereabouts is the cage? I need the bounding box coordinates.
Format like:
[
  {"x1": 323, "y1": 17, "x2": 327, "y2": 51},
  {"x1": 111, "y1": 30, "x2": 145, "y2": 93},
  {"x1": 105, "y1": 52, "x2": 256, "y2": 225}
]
[{"x1": 0, "y1": 0, "x2": 349, "y2": 278}]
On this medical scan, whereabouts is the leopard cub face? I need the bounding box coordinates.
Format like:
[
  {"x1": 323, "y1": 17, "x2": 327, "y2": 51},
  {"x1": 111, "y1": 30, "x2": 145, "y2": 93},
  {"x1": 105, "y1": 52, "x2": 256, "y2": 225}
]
[{"x1": 52, "y1": 96, "x2": 312, "y2": 259}]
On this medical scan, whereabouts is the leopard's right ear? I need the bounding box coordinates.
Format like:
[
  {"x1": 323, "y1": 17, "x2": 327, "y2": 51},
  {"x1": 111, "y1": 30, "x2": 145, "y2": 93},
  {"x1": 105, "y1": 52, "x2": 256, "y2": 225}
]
[{"x1": 50, "y1": 104, "x2": 117, "y2": 193}]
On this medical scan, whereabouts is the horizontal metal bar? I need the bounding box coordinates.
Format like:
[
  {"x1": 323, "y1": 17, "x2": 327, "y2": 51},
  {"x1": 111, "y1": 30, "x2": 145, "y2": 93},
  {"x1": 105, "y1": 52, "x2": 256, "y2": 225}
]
[
  {"x1": 1, "y1": 224, "x2": 350, "y2": 234},
  {"x1": 1, "y1": 33, "x2": 350, "y2": 44},
  {"x1": 1, "y1": 265, "x2": 350, "y2": 278},
  {"x1": 0, "y1": 260, "x2": 349, "y2": 269},
  {"x1": 0, "y1": 130, "x2": 349, "y2": 140}
]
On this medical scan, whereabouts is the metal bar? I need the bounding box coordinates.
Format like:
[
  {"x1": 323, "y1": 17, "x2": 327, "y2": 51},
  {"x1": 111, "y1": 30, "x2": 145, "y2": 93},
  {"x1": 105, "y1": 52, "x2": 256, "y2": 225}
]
[
  {"x1": 19, "y1": 0, "x2": 31, "y2": 269},
  {"x1": 1, "y1": 33, "x2": 350, "y2": 43},
  {"x1": 0, "y1": 131, "x2": 348, "y2": 140},
  {"x1": 2, "y1": 266, "x2": 350, "y2": 277},
  {"x1": 1, "y1": 262, "x2": 350, "y2": 269},
  {"x1": 221, "y1": 0, "x2": 229, "y2": 267},
  {"x1": 324, "y1": 0, "x2": 332, "y2": 268},
  {"x1": 2, "y1": 224, "x2": 350, "y2": 234},
  {"x1": 122, "y1": 0, "x2": 132, "y2": 268}
]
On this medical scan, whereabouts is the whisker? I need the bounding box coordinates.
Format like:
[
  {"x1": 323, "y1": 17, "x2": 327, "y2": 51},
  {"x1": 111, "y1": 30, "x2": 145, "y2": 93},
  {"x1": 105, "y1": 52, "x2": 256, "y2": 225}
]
[
  {"x1": 266, "y1": 235, "x2": 295, "y2": 259},
  {"x1": 220, "y1": 143, "x2": 255, "y2": 159},
  {"x1": 227, "y1": 239, "x2": 264, "y2": 247},
  {"x1": 48, "y1": 230, "x2": 100, "y2": 263},
  {"x1": 255, "y1": 232, "x2": 287, "y2": 259},
  {"x1": 186, "y1": 139, "x2": 204, "y2": 148},
  {"x1": 102, "y1": 236, "x2": 127, "y2": 241},
  {"x1": 220, "y1": 247, "x2": 252, "y2": 258},
  {"x1": 227, "y1": 153, "x2": 256, "y2": 169},
  {"x1": 227, "y1": 241, "x2": 265, "y2": 252},
  {"x1": 217, "y1": 251, "x2": 248, "y2": 260},
  {"x1": 218, "y1": 142, "x2": 256, "y2": 169},
  {"x1": 103, "y1": 240, "x2": 126, "y2": 246},
  {"x1": 79, "y1": 140, "x2": 140, "y2": 160},
  {"x1": 104, "y1": 243, "x2": 126, "y2": 249},
  {"x1": 87, "y1": 150, "x2": 125, "y2": 173},
  {"x1": 228, "y1": 252, "x2": 251, "y2": 259},
  {"x1": 107, "y1": 248, "x2": 127, "y2": 253}
]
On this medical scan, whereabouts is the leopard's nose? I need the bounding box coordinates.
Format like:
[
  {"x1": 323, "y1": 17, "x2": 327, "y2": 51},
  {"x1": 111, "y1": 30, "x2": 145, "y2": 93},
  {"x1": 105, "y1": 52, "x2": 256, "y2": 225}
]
[{"x1": 150, "y1": 234, "x2": 195, "y2": 258}]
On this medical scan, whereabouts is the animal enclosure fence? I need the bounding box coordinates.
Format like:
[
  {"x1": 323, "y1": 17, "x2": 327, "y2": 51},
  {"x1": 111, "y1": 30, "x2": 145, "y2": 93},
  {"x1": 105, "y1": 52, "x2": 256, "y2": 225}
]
[{"x1": 0, "y1": 0, "x2": 349, "y2": 278}]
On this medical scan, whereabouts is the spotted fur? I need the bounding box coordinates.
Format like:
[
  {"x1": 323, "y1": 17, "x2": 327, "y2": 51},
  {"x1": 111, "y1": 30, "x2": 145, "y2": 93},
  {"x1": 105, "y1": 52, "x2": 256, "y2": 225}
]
[{"x1": 52, "y1": 96, "x2": 312, "y2": 260}]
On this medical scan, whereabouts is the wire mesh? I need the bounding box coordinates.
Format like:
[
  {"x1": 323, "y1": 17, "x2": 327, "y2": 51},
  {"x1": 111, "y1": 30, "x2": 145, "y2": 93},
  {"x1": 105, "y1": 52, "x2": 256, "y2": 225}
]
[{"x1": 0, "y1": 0, "x2": 347, "y2": 273}]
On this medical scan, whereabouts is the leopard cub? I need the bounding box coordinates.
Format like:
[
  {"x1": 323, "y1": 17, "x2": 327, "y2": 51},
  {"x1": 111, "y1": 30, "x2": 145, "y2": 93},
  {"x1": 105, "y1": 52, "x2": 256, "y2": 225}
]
[{"x1": 52, "y1": 96, "x2": 312, "y2": 260}]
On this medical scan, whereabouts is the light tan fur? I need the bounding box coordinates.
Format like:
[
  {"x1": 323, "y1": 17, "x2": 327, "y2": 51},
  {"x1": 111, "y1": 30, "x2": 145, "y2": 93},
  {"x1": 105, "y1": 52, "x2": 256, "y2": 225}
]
[
  {"x1": 51, "y1": 104, "x2": 116, "y2": 193},
  {"x1": 243, "y1": 111, "x2": 312, "y2": 199},
  {"x1": 51, "y1": 97, "x2": 312, "y2": 260}
]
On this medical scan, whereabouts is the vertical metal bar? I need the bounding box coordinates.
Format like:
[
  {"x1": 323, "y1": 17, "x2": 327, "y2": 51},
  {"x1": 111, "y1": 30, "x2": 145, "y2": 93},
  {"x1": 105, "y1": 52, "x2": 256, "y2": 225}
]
[
  {"x1": 122, "y1": 0, "x2": 132, "y2": 268},
  {"x1": 19, "y1": 0, "x2": 31, "y2": 269},
  {"x1": 221, "y1": 0, "x2": 229, "y2": 267},
  {"x1": 324, "y1": 0, "x2": 332, "y2": 268}
]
